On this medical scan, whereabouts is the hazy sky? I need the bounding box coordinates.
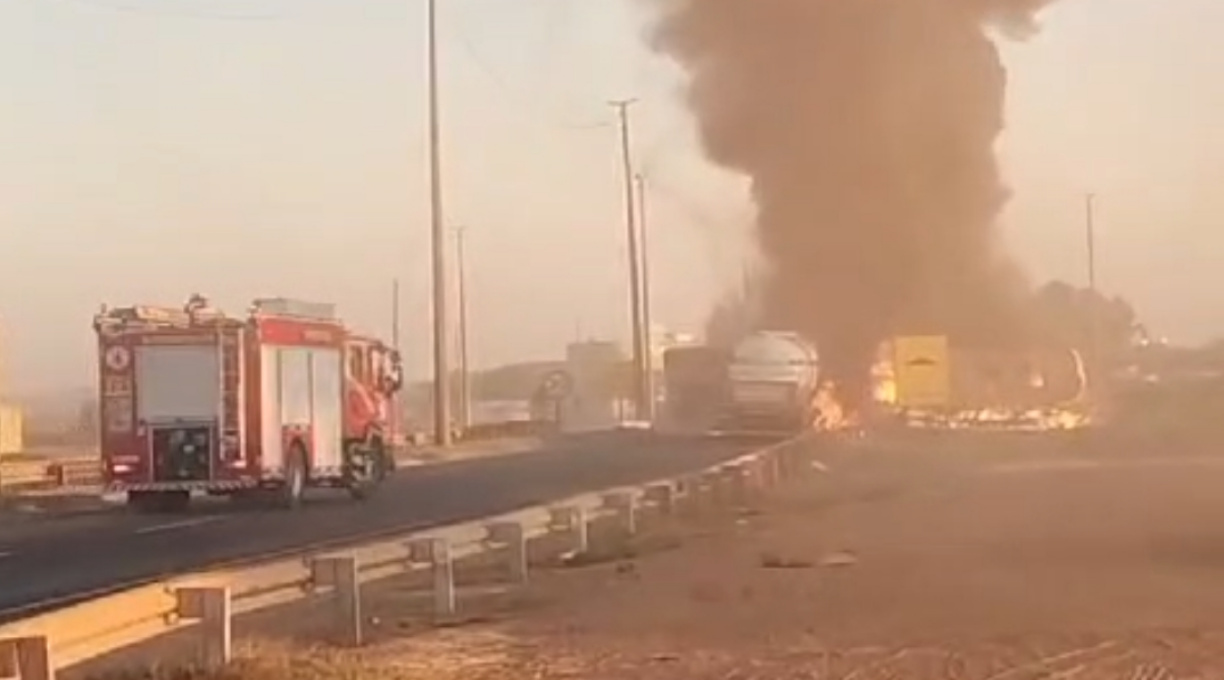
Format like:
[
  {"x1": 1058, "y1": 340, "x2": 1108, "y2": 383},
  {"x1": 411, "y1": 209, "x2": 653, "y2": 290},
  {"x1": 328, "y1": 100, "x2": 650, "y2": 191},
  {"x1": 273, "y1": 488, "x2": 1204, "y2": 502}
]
[{"x1": 1, "y1": 0, "x2": 1221, "y2": 394}]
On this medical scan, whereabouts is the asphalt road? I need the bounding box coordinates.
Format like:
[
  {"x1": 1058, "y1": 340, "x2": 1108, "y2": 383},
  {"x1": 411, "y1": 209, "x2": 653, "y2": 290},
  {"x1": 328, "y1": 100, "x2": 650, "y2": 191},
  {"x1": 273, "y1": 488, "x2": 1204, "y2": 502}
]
[{"x1": 0, "y1": 430, "x2": 774, "y2": 620}]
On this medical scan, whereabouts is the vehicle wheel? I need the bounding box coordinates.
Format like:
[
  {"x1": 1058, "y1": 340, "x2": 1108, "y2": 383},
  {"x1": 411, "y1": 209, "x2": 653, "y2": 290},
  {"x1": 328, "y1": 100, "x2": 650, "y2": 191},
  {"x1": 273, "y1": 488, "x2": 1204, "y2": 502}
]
[
  {"x1": 346, "y1": 441, "x2": 385, "y2": 502},
  {"x1": 278, "y1": 444, "x2": 308, "y2": 510},
  {"x1": 379, "y1": 439, "x2": 397, "y2": 476},
  {"x1": 372, "y1": 439, "x2": 390, "y2": 482}
]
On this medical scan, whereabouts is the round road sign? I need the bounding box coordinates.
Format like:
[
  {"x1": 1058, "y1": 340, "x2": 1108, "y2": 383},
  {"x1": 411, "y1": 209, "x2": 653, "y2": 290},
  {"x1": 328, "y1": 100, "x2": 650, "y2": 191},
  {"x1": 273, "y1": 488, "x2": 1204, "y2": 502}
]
[{"x1": 539, "y1": 370, "x2": 573, "y2": 400}]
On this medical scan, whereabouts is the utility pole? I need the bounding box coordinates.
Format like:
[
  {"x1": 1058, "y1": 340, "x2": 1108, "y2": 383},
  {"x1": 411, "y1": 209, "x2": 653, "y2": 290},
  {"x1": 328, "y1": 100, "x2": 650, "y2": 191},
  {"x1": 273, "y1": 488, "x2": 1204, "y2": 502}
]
[
  {"x1": 427, "y1": 0, "x2": 452, "y2": 446},
  {"x1": 390, "y1": 278, "x2": 402, "y2": 448},
  {"x1": 1085, "y1": 193, "x2": 1097, "y2": 294},
  {"x1": 391, "y1": 278, "x2": 401, "y2": 353},
  {"x1": 1085, "y1": 192, "x2": 1101, "y2": 401},
  {"x1": 455, "y1": 226, "x2": 471, "y2": 431},
  {"x1": 635, "y1": 172, "x2": 655, "y2": 421},
  {"x1": 610, "y1": 98, "x2": 648, "y2": 421}
]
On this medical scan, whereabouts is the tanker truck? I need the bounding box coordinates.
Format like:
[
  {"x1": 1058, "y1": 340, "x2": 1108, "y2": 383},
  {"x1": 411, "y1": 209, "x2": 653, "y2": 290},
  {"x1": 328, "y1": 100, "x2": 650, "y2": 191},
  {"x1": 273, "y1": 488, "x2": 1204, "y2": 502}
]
[{"x1": 715, "y1": 331, "x2": 829, "y2": 434}]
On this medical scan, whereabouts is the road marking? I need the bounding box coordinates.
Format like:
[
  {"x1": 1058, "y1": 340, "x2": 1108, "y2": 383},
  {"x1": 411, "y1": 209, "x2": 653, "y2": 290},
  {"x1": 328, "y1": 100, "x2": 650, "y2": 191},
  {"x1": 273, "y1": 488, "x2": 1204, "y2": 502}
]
[
  {"x1": 0, "y1": 551, "x2": 12, "y2": 559},
  {"x1": 135, "y1": 516, "x2": 226, "y2": 535}
]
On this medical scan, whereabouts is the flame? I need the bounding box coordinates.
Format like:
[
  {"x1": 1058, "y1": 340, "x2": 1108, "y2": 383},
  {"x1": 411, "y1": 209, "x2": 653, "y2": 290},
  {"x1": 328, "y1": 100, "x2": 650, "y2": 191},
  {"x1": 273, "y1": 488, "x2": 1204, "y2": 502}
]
[{"x1": 868, "y1": 339, "x2": 1091, "y2": 432}]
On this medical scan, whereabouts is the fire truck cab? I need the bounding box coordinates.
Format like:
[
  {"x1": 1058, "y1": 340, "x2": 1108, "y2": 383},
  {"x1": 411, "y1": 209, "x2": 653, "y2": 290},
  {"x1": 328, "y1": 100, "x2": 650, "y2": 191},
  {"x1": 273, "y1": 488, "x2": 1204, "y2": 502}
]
[{"x1": 94, "y1": 295, "x2": 402, "y2": 512}]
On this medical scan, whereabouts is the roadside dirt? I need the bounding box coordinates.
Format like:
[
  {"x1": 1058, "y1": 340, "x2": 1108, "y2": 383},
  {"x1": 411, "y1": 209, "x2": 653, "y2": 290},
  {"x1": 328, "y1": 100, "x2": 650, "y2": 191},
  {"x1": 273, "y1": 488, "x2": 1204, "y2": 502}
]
[{"x1": 90, "y1": 431, "x2": 1224, "y2": 680}]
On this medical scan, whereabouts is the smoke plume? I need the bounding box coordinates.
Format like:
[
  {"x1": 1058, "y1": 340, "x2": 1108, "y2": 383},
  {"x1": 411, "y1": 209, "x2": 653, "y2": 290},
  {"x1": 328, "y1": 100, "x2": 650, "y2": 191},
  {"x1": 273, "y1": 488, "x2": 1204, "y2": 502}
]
[{"x1": 646, "y1": 0, "x2": 1055, "y2": 399}]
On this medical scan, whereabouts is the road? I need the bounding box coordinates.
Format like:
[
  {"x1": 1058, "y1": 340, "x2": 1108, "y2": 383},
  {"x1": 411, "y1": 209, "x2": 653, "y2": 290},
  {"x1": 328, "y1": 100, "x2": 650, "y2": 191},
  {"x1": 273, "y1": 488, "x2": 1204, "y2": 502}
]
[{"x1": 0, "y1": 430, "x2": 773, "y2": 621}]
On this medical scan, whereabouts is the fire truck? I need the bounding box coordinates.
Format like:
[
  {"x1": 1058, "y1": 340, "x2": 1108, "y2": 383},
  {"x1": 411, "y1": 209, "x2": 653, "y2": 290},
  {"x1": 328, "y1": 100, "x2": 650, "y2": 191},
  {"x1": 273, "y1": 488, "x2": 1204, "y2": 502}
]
[{"x1": 94, "y1": 295, "x2": 403, "y2": 512}]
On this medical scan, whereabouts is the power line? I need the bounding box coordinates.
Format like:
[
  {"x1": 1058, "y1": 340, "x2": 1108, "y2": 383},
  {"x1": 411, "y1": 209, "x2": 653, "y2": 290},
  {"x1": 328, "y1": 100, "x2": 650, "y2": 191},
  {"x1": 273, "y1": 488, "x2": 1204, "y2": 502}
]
[
  {"x1": 43, "y1": 0, "x2": 281, "y2": 21},
  {"x1": 447, "y1": 17, "x2": 609, "y2": 133}
]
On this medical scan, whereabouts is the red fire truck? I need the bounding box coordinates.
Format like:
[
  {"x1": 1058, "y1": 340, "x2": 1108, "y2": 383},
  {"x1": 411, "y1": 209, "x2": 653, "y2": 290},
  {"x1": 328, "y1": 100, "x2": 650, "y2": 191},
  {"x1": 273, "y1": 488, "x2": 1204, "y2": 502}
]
[{"x1": 94, "y1": 295, "x2": 402, "y2": 512}]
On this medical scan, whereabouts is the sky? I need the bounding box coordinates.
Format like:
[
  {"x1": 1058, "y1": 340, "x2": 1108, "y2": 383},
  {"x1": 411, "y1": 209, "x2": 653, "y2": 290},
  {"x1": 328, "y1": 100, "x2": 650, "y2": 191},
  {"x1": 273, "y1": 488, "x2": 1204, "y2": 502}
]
[{"x1": 0, "y1": 0, "x2": 1222, "y2": 395}]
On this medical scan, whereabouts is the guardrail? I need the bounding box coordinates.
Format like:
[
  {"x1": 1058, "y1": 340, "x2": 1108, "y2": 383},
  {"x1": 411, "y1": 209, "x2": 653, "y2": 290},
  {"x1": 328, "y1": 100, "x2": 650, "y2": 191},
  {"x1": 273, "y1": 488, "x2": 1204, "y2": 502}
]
[
  {"x1": 0, "y1": 457, "x2": 101, "y2": 493},
  {"x1": 0, "y1": 421, "x2": 557, "y2": 494},
  {"x1": 0, "y1": 435, "x2": 814, "y2": 679}
]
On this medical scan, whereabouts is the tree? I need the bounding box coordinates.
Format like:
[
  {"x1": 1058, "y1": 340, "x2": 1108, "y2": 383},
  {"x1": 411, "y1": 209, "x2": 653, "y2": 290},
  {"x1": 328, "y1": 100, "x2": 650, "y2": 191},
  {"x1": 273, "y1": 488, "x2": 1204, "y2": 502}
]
[{"x1": 1028, "y1": 280, "x2": 1140, "y2": 363}]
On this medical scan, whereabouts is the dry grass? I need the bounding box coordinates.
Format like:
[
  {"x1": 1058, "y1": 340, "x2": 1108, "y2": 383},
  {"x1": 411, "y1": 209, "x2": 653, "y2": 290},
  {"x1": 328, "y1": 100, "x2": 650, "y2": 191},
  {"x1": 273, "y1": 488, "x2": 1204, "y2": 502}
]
[{"x1": 81, "y1": 631, "x2": 1224, "y2": 680}]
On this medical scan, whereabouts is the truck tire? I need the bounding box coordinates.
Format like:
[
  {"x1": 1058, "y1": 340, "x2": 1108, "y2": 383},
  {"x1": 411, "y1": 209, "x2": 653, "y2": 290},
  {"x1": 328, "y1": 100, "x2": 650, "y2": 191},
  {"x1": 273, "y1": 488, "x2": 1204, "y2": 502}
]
[
  {"x1": 278, "y1": 444, "x2": 308, "y2": 510},
  {"x1": 373, "y1": 438, "x2": 391, "y2": 481},
  {"x1": 347, "y1": 447, "x2": 383, "y2": 502}
]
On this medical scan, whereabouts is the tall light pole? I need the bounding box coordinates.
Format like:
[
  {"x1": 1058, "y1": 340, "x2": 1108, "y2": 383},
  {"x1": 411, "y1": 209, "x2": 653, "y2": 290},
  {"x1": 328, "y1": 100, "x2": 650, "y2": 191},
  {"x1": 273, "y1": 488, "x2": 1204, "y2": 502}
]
[
  {"x1": 1085, "y1": 193, "x2": 1097, "y2": 294},
  {"x1": 455, "y1": 226, "x2": 471, "y2": 431},
  {"x1": 1085, "y1": 193, "x2": 1101, "y2": 398},
  {"x1": 635, "y1": 172, "x2": 655, "y2": 421},
  {"x1": 391, "y1": 278, "x2": 401, "y2": 353},
  {"x1": 427, "y1": 0, "x2": 452, "y2": 446},
  {"x1": 610, "y1": 98, "x2": 648, "y2": 420},
  {"x1": 391, "y1": 278, "x2": 401, "y2": 444}
]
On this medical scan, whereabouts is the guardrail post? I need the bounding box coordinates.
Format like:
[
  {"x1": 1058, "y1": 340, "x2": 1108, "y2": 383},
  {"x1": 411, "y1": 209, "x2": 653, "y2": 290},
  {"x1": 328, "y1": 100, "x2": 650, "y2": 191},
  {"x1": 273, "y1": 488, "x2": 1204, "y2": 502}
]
[
  {"x1": 773, "y1": 445, "x2": 793, "y2": 484},
  {"x1": 549, "y1": 506, "x2": 588, "y2": 555},
  {"x1": 485, "y1": 521, "x2": 528, "y2": 583},
  {"x1": 724, "y1": 464, "x2": 742, "y2": 505},
  {"x1": 0, "y1": 636, "x2": 53, "y2": 680},
  {"x1": 778, "y1": 445, "x2": 806, "y2": 480},
  {"x1": 408, "y1": 537, "x2": 457, "y2": 618},
  {"x1": 174, "y1": 586, "x2": 232, "y2": 670},
  {"x1": 701, "y1": 468, "x2": 726, "y2": 509},
  {"x1": 310, "y1": 556, "x2": 363, "y2": 647},
  {"x1": 757, "y1": 452, "x2": 779, "y2": 488},
  {"x1": 674, "y1": 474, "x2": 703, "y2": 517},
  {"x1": 602, "y1": 491, "x2": 638, "y2": 536},
  {"x1": 643, "y1": 482, "x2": 676, "y2": 516}
]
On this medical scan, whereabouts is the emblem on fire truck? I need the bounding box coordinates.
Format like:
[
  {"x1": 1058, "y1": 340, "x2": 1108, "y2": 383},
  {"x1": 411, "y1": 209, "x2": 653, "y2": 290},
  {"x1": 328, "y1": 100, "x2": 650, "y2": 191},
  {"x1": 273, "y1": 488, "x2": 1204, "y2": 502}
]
[{"x1": 104, "y1": 345, "x2": 131, "y2": 372}]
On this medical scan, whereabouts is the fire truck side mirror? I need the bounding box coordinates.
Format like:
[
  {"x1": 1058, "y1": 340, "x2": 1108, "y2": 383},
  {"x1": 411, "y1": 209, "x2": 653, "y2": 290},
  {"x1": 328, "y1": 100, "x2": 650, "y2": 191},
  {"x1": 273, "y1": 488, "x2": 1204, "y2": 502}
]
[{"x1": 384, "y1": 353, "x2": 404, "y2": 394}]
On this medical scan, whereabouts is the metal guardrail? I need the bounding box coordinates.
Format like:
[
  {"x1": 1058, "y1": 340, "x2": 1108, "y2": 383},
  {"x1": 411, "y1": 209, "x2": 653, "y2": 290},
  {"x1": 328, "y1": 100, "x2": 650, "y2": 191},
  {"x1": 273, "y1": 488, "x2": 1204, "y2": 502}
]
[
  {"x1": 0, "y1": 436, "x2": 811, "y2": 679},
  {"x1": 0, "y1": 457, "x2": 102, "y2": 493}
]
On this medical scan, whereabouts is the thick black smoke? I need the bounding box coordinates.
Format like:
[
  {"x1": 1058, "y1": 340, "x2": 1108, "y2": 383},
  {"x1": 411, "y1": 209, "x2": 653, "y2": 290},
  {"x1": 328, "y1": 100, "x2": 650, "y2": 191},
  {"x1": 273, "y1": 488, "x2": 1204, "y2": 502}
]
[{"x1": 647, "y1": 0, "x2": 1055, "y2": 400}]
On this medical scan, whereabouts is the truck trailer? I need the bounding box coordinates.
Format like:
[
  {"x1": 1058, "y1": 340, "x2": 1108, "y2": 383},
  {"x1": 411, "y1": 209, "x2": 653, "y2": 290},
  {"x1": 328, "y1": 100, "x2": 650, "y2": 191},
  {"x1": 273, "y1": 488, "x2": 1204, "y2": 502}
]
[
  {"x1": 716, "y1": 331, "x2": 829, "y2": 434},
  {"x1": 94, "y1": 295, "x2": 402, "y2": 512}
]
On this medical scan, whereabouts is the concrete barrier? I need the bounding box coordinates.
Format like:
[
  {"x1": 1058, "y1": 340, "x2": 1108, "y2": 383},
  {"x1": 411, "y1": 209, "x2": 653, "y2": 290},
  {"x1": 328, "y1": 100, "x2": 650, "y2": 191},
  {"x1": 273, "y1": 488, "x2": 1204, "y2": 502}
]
[{"x1": 0, "y1": 436, "x2": 809, "y2": 679}]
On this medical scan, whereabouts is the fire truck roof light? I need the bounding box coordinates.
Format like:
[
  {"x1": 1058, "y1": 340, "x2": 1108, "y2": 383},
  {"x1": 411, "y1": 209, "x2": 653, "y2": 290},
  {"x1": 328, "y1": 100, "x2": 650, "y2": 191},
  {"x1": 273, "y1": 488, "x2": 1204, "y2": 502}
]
[
  {"x1": 250, "y1": 298, "x2": 337, "y2": 322},
  {"x1": 93, "y1": 298, "x2": 238, "y2": 332}
]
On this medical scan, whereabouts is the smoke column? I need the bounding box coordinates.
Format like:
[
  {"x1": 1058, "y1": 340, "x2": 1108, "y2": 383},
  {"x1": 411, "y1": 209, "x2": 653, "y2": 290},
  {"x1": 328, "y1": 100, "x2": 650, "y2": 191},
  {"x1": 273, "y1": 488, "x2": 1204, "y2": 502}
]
[{"x1": 646, "y1": 0, "x2": 1055, "y2": 399}]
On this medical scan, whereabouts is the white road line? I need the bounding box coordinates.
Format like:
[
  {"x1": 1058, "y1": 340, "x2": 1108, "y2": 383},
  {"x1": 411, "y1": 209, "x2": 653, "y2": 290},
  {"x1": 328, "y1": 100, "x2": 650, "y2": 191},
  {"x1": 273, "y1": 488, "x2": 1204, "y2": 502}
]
[
  {"x1": 135, "y1": 516, "x2": 226, "y2": 535},
  {"x1": 0, "y1": 551, "x2": 12, "y2": 559}
]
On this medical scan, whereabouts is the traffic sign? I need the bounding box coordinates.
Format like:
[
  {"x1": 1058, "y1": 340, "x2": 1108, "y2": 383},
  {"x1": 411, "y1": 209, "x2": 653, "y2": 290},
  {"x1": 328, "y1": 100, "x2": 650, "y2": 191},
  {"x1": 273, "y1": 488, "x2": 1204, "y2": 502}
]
[{"x1": 539, "y1": 370, "x2": 573, "y2": 401}]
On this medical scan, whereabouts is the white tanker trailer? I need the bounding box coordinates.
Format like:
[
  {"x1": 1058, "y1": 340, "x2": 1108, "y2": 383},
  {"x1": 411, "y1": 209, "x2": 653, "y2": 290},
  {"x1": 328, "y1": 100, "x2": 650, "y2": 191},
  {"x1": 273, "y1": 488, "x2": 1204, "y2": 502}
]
[{"x1": 716, "y1": 331, "x2": 828, "y2": 433}]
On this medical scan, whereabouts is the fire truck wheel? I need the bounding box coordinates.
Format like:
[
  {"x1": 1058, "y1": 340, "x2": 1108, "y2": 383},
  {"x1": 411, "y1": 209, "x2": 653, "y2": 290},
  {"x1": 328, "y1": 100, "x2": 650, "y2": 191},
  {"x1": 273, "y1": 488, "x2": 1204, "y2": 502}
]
[
  {"x1": 372, "y1": 439, "x2": 391, "y2": 481},
  {"x1": 279, "y1": 445, "x2": 308, "y2": 509}
]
